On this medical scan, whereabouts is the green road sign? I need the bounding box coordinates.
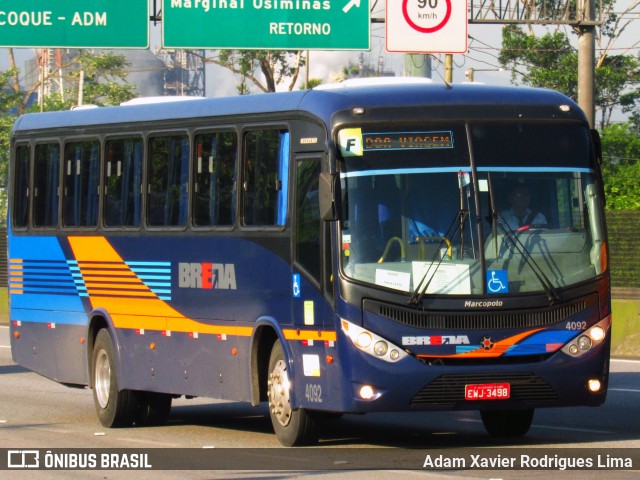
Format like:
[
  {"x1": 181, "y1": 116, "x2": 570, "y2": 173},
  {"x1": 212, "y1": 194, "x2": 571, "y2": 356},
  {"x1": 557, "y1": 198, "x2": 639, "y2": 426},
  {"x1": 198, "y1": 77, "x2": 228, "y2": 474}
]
[
  {"x1": 162, "y1": 0, "x2": 370, "y2": 50},
  {"x1": 0, "y1": 0, "x2": 149, "y2": 48}
]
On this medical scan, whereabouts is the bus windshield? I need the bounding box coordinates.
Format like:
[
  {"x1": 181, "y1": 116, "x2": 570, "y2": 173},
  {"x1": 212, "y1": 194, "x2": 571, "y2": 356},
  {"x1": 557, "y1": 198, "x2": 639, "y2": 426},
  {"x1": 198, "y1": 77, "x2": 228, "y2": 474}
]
[{"x1": 338, "y1": 123, "x2": 606, "y2": 298}]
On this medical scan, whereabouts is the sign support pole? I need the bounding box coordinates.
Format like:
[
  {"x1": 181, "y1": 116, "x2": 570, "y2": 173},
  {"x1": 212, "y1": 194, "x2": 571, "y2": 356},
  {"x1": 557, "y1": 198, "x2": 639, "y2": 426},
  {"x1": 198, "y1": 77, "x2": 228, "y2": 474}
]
[
  {"x1": 444, "y1": 54, "x2": 453, "y2": 83},
  {"x1": 577, "y1": 0, "x2": 596, "y2": 128}
]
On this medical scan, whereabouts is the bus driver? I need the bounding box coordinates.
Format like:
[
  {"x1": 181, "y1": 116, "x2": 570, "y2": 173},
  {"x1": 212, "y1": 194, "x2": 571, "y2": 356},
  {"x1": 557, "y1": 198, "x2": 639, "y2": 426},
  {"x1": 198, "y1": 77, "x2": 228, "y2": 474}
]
[{"x1": 501, "y1": 184, "x2": 547, "y2": 230}]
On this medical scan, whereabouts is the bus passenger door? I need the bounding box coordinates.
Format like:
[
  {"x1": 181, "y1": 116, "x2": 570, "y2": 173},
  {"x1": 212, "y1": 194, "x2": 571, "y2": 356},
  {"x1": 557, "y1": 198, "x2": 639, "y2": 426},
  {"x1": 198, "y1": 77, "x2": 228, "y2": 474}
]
[{"x1": 292, "y1": 156, "x2": 332, "y2": 328}]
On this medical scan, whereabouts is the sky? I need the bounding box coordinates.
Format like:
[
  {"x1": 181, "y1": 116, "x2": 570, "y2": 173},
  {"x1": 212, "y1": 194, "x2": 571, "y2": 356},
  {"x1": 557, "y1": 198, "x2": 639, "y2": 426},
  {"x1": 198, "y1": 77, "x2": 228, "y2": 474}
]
[
  {"x1": 1, "y1": 1, "x2": 638, "y2": 107},
  {"x1": 0, "y1": 1, "x2": 512, "y2": 94},
  {"x1": 192, "y1": 4, "x2": 514, "y2": 94}
]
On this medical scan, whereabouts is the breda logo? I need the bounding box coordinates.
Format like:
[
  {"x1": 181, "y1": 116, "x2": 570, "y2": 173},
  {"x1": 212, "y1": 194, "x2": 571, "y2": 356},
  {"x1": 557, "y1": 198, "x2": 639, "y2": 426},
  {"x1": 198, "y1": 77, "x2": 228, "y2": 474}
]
[
  {"x1": 178, "y1": 262, "x2": 237, "y2": 290},
  {"x1": 402, "y1": 335, "x2": 470, "y2": 346},
  {"x1": 402, "y1": 0, "x2": 452, "y2": 33}
]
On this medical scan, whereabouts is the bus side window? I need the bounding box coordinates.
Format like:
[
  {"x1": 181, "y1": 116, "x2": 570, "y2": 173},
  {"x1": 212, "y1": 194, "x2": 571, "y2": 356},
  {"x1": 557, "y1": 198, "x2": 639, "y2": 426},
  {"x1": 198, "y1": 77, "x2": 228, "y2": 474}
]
[
  {"x1": 242, "y1": 129, "x2": 289, "y2": 227},
  {"x1": 63, "y1": 141, "x2": 100, "y2": 228},
  {"x1": 104, "y1": 138, "x2": 143, "y2": 227},
  {"x1": 193, "y1": 132, "x2": 237, "y2": 227},
  {"x1": 13, "y1": 145, "x2": 31, "y2": 228},
  {"x1": 33, "y1": 143, "x2": 60, "y2": 228},
  {"x1": 148, "y1": 135, "x2": 189, "y2": 227}
]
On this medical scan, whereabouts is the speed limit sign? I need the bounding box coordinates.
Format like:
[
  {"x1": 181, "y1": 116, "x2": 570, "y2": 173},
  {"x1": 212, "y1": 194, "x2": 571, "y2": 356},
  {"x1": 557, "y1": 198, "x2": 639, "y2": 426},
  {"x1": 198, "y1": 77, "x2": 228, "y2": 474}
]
[{"x1": 386, "y1": 0, "x2": 468, "y2": 53}]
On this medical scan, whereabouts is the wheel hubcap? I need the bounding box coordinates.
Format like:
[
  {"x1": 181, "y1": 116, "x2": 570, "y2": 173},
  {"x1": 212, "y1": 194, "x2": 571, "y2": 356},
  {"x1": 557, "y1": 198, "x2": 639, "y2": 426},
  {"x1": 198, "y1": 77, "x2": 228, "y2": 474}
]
[
  {"x1": 94, "y1": 349, "x2": 111, "y2": 409},
  {"x1": 268, "y1": 359, "x2": 292, "y2": 427}
]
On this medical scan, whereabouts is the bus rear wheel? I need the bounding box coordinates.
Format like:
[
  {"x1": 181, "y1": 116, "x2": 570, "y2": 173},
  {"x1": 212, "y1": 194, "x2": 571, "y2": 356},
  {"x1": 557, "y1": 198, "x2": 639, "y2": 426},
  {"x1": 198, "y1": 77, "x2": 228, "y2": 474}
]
[
  {"x1": 480, "y1": 408, "x2": 534, "y2": 437},
  {"x1": 267, "y1": 340, "x2": 318, "y2": 446},
  {"x1": 92, "y1": 329, "x2": 138, "y2": 428}
]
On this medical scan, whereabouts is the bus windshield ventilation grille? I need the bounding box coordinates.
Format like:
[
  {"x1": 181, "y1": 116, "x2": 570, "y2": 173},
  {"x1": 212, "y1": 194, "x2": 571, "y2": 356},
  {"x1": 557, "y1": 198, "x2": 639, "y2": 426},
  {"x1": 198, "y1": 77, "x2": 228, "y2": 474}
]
[{"x1": 364, "y1": 295, "x2": 596, "y2": 331}]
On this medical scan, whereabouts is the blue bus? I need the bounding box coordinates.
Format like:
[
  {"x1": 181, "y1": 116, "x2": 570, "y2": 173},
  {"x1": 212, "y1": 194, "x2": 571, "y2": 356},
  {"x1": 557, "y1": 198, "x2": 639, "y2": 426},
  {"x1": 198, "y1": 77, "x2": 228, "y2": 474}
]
[{"x1": 8, "y1": 79, "x2": 610, "y2": 446}]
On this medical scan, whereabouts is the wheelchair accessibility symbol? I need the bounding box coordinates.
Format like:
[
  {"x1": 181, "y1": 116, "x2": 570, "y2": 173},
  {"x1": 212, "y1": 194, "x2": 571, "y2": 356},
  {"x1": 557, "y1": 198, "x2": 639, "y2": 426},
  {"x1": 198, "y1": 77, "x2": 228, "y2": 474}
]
[
  {"x1": 486, "y1": 270, "x2": 508, "y2": 294},
  {"x1": 292, "y1": 274, "x2": 301, "y2": 298}
]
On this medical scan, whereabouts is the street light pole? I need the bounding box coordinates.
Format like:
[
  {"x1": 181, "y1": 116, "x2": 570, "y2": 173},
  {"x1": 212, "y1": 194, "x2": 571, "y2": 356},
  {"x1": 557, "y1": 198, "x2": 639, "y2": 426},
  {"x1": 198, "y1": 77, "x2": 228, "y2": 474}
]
[
  {"x1": 466, "y1": 68, "x2": 475, "y2": 82},
  {"x1": 464, "y1": 68, "x2": 504, "y2": 82}
]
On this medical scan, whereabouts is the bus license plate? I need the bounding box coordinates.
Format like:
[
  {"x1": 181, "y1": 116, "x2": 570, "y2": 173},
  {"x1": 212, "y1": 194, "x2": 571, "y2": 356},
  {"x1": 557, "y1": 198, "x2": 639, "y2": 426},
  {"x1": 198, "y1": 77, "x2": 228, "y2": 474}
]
[{"x1": 465, "y1": 383, "x2": 510, "y2": 401}]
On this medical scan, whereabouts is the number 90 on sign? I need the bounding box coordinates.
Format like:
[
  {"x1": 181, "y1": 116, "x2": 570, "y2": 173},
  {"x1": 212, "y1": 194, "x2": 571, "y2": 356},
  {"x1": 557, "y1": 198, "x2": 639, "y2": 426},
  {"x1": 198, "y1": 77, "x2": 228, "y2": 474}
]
[{"x1": 402, "y1": 0, "x2": 452, "y2": 33}]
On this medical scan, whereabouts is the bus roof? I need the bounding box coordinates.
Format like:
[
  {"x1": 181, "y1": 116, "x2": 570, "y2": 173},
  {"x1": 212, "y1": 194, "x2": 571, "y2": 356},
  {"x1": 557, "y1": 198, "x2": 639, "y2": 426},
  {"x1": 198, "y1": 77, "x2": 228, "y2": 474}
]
[{"x1": 11, "y1": 81, "x2": 586, "y2": 135}]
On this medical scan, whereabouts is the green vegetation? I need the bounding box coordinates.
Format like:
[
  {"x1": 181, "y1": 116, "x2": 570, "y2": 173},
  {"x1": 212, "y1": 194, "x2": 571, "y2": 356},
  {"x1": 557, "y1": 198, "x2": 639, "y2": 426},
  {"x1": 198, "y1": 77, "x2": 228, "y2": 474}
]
[
  {"x1": 611, "y1": 299, "x2": 640, "y2": 357},
  {"x1": 0, "y1": 288, "x2": 7, "y2": 325},
  {"x1": 0, "y1": 49, "x2": 136, "y2": 224},
  {"x1": 600, "y1": 123, "x2": 640, "y2": 210}
]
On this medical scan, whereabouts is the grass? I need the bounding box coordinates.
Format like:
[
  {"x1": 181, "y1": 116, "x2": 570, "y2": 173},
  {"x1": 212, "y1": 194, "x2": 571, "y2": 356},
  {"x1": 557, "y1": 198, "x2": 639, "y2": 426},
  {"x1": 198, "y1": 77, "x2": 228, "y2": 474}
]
[
  {"x1": 0, "y1": 288, "x2": 6, "y2": 325},
  {"x1": 611, "y1": 299, "x2": 640, "y2": 357}
]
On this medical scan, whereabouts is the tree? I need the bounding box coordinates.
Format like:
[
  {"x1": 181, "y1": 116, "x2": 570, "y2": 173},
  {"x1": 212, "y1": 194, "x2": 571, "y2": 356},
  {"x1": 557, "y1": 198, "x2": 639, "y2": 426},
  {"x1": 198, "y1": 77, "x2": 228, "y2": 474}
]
[
  {"x1": 599, "y1": 121, "x2": 640, "y2": 210},
  {"x1": 4, "y1": 49, "x2": 135, "y2": 114},
  {"x1": 300, "y1": 78, "x2": 323, "y2": 90},
  {"x1": 193, "y1": 50, "x2": 305, "y2": 93},
  {"x1": 36, "y1": 50, "x2": 136, "y2": 110},
  {"x1": 596, "y1": 54, "x2": 640, "y2": 127},
  {"x1": 500, "y1": 26, "x2": 578, "y2": 95},
  {"x1": 498, "y1": 0, "x2": 640, "y2": 129},
  {"x1": 0, "y1": 67, "x2": 21, "y2": 221},
  {"x1": 0, "y1": 48, "x2": 136, "y2": 222}
]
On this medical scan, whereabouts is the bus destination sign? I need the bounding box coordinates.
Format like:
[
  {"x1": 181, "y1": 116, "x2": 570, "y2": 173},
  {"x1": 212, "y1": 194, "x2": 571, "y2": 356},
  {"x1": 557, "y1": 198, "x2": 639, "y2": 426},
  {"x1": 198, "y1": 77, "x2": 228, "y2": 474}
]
[{"x1": 363, "y1": 131, "x2": 454, "y2": 151}]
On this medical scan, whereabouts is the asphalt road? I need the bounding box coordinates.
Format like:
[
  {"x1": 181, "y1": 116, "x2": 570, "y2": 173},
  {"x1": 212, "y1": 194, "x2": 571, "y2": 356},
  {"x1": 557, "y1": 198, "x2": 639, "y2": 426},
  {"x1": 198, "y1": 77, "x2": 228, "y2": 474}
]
[{"x1": 1, "y1": 325, "x2": 640, "y2": 479}]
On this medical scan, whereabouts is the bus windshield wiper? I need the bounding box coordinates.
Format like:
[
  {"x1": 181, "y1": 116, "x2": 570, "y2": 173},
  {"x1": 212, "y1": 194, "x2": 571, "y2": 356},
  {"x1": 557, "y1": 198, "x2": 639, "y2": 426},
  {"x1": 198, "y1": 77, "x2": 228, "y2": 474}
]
[
  {"x1": 409, "y1": 210, "x2": 467, "y2": 305},
  {"x1": 494, "y1": 211, "x2": 561, "y2": 305}
]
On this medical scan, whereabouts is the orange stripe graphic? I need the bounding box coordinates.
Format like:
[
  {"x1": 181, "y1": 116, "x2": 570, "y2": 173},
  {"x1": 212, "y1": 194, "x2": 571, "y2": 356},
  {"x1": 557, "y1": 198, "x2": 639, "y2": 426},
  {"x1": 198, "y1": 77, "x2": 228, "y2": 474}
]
[{"x1": 67, "y1": 236, "x2": 336, "y2": 343}]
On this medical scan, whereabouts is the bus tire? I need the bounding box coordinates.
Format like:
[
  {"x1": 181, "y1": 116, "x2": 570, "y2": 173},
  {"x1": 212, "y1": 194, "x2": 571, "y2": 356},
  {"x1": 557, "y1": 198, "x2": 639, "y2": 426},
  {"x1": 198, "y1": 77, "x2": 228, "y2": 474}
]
[
  {"x1": 135, "y1": 392, "x2": 172, "y2": 426},
  {"x1": 267, "y1": 339, "x2": 318, "y2": 446},
  {"x1": 92, "y1": 329, "x2": 138, "y2": 428},
  {"x1": 480, "y1": 408, "x2": 534, "y2": 437}
]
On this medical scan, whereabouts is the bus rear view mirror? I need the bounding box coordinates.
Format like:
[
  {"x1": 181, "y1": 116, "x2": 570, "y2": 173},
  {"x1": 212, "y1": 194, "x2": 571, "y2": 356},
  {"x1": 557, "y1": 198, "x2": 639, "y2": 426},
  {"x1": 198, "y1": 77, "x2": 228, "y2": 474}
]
[
  {"x1": 590, "y1": 129, "x2": 603, "y2": 164},
  {"x1": 319, "y1": 172, "x2": 339, "y2": 221}
]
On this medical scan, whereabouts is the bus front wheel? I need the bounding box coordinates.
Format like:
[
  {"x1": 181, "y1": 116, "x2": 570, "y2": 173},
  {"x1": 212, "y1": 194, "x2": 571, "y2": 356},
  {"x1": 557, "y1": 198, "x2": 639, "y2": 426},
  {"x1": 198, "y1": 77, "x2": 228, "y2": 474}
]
[
  {"x1": 267, "y1": 339, "x2": 318, "y2": 446},
  {"x1": 480, "y1": 408, "x2": 534, "y2": 437},
  {"x1": 92, "y1": 329, "x2": 138, "y2": 428}
]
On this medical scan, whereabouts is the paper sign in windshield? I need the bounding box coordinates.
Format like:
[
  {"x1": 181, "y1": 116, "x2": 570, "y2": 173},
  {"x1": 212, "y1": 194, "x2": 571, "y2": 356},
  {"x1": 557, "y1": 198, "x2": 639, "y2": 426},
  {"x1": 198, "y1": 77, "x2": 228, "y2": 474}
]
[{"x1": 412, "y1": 262, "x2": 471, "y2": 295}]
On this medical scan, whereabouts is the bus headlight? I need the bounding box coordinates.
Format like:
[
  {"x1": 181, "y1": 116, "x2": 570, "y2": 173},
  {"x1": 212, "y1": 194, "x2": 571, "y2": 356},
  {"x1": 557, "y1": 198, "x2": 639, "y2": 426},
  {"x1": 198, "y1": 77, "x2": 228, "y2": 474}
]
[
  {"x1": 590, "y1": 326, "x2": 605, "y2": 342},
  {"x1": 373, "y1": 341, "x2": 388, "y2": 356},
  {"x1": 577, "y1": 335, "x2": 592, "y2": 351},
  {"x1": 356, "y1": 332, "x2": 372, "y2": 349},
  {"x1": 341, "y1": 319, "x2": 408, "y2": 363},
  {"x1": 561, "y1": 316, "x2": 611, "y2": 358}
]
